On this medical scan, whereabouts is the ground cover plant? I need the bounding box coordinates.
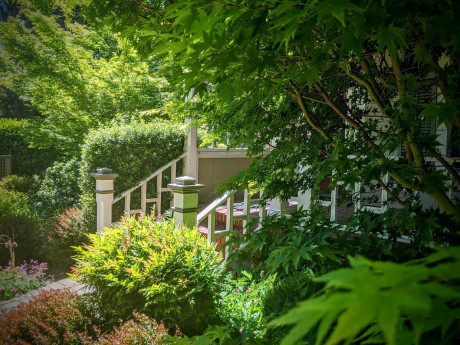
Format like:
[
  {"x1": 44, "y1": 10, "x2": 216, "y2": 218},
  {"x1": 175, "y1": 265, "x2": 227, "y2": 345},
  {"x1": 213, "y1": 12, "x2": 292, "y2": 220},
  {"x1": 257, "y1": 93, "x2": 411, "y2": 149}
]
[
  {"x1": 72, "y1": 216, "x2": 222, "y2": 336},
  {"x1": 0, "y1": 259, "x2": 49, "y2": 300}
]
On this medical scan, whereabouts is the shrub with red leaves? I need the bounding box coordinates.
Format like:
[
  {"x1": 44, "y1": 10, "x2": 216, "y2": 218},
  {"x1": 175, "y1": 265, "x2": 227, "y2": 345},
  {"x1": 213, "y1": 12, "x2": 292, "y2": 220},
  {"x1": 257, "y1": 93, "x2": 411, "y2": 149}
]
[
  {"x1": 0, "y1": 289, "x2": 97, "y2": 345},
  {"x1": 44, "y1": 207, "x2": 92, "y2": 271},
  {"x1": 94, "y1": 311, "x2": 170, "y2": 345}
]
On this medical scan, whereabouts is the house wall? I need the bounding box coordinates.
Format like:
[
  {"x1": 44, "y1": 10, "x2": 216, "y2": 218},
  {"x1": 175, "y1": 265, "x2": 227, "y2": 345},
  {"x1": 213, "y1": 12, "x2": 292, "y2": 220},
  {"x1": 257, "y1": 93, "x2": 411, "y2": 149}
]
[{"x1": 198, "y1": 155, "x2": 253, "y2": 203}]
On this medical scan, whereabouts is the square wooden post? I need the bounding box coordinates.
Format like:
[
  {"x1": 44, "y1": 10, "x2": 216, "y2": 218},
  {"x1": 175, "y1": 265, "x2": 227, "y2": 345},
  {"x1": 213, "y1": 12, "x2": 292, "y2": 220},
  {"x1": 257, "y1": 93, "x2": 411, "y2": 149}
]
[
  {"x1": 168, "y1": 176, "x2": 204, "y2": 228},
  {"x1": 92, "y1": 168, "x2": 118, "y2": 233}
]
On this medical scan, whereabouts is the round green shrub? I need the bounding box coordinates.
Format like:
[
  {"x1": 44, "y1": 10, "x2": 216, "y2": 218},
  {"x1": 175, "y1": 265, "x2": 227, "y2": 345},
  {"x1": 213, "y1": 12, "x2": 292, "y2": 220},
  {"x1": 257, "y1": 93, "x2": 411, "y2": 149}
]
[
  {"x1": 35, "y1": 158, "x2": 81, "y2": 217},
  {"x1": 73, "y1": 216, "x2": 222, "y2": 336}
]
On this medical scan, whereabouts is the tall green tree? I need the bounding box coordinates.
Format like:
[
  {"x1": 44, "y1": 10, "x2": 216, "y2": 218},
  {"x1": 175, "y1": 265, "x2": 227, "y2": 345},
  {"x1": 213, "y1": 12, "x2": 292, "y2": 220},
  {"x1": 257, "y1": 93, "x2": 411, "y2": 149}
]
[
  {"x1": 66, "y1": 0, "x2": 460, "y2": 221},
  {"x1": 0, "y1": 1, "x2": 170, "y2": 156}
]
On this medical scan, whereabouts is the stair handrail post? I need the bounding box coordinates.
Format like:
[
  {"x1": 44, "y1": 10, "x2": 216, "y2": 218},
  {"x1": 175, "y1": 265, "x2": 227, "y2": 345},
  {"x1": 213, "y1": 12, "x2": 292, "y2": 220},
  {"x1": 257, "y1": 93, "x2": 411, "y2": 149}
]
[
  {"x1": 184, "y1": 125, "x2": 198, "y2": 179},
  {"x1": 92, "y1": 168, "x2": 118, "y2": 233},
  {"x1": 168, "y1": 176, "x2": 204, "y2": 228}
]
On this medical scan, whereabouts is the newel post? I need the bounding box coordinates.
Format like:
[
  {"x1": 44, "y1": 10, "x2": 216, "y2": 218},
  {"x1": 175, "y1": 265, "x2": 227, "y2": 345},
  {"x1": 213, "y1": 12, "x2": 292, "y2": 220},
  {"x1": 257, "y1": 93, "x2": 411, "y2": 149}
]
[
  {"x1": 92, "y1": 168, "x2": 118, "y2": 233},
  {"x1": 184, "y1": 125, "x2": 198, "y2": 179},
  {"x1": 168, "y1": 176, "x2": 204, "y2": 228}
]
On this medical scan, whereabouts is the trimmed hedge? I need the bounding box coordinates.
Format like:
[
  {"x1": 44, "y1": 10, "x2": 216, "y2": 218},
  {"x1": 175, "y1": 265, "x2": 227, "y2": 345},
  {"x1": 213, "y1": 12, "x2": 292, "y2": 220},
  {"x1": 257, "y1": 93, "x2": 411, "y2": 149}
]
[{"x1": 79, "y1": 120, "x2": 185, "y2": 222}]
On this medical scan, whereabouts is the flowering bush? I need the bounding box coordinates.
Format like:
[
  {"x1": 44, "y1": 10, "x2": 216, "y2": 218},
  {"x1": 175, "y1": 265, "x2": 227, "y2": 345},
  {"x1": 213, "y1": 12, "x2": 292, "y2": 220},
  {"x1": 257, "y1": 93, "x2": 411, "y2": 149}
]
[
  {"x1": 94, "y1": 311, "x2": 170, "y2": 345},
  {"x1": 0, "y1": 289, "x2": 96, "y2": 344},
  {"x1": 0, "y1": 288, "x2": 172, "y2": 345},
  {"x1": 0, "y1": 259, "x2": 50, "y2": 300}
]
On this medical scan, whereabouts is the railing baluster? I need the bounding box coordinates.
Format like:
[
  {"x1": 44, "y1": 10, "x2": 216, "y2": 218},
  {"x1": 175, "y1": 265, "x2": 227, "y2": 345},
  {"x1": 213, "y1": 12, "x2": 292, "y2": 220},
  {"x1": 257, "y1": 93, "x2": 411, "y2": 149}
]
[
  {"x1": 243, "y1": 189, "x2": 250, "y2": 234},
  {"x1": 225, "y1": 194, "x2": 234, "y2": 259},
  {"x1": 259, "y1": 190, "x2": 266, "y2": 222},
  {"x1": 330, "y1": 185, "x2": 337, "y2": 221},
  {"x1": 207, "y1": 211, "x2": 216, "y2": 245},
  {"x1": 157, "y1": 172, "x2": 162, "y2": 216},
  {"x1": 141, "y1": 182, "x2": 147, "y2": 214},
  {"x1": 124, "y1": 192, "x2": 131, "y2": 215},
  {"x1": 171, "y1": 163, "x2": 176, "y2": 184},
  {"x1": 381, "y1": 173, "x2": 389, "y2": 212},
  {"x1": 354, "y1": 182, "x2": 361, "y2": 213}
]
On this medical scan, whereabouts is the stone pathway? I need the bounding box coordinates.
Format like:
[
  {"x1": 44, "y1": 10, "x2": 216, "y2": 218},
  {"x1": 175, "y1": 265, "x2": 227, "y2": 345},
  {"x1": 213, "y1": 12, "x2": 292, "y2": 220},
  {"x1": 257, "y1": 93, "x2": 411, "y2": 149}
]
[{"x1": 0, "y1": 278, "x2": 89, "y2": 312}]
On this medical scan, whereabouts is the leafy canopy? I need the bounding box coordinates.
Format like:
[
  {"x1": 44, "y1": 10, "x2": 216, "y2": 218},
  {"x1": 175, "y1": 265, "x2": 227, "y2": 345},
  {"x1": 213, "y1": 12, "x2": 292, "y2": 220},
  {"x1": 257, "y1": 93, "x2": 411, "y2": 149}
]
[
  {"x1": 66, "y1": 0, "x2": 460, "y2": 222},
  {"x1": 0, "y1": 1, "x2": 170, "y2": 155}
]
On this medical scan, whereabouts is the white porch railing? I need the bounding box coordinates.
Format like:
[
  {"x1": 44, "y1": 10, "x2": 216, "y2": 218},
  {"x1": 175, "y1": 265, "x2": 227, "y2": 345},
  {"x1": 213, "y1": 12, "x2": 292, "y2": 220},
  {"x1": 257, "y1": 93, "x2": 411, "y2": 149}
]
[
  {"x1": 112, "y1": 153, "x2": 187, "y2": 216},
  {"x1": 196, "y1": 189, "x2": 266, "y2": 259}
]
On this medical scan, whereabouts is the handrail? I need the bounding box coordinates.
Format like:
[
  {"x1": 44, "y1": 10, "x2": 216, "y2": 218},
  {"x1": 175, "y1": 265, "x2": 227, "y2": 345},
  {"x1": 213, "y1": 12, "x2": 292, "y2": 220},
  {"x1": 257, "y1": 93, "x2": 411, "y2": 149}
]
[
  {"x1": 196, "y1": 190, "x2": 234, "y2": 223},
  {"x1": 113, "y1": 152, "x2": 187, "y2": 204}
]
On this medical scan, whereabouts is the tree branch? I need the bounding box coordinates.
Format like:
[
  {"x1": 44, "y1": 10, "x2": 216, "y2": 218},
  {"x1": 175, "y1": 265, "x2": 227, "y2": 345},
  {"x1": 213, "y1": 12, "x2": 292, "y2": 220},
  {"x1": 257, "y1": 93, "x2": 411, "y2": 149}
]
[
  {"x1": 288, "y1": 82, "x2": 333, "y2": 142},
  {"x1": 428, "y1": 148, "x2": 460, "y2": 184},
  {"x1": 133, "y1": 0, "x2": 173, "y2": 24}
]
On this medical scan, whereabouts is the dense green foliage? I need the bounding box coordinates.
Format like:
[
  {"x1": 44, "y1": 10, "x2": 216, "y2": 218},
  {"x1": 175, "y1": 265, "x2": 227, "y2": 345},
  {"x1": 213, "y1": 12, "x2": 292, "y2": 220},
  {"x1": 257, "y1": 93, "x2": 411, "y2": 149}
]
[
  {"x1": 262, "y1": 269, "x2": 321, "y2": 343},
  {"x1": 35, "y1": 159, "x2": 81, "y2": 217},
  {"x1": 1, "y1": 1, "x2": 459, "y2": 344},
  {"x1": 72, "y1": 216, "x2": 222, "y2": 336},
  {"x1": 218, "y1": 271, "x2": 275, "y2": 337},
  {"x1": 0, "y1": 118, "x2": 59, "y2": 175},
  {"x1": 273, "y1": 247, "x2": 460, "y2": 345},
  {"x1": 226, "y1": 209, "x2": 340, "y2": 277},
  {"x1": 0, "y1": 180, "x2": 44, "y2": 265}
]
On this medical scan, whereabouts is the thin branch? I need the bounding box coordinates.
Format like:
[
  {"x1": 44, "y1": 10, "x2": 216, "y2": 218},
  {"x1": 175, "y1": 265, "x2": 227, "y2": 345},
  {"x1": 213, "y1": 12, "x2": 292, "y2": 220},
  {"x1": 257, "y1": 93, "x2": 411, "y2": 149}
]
[
  {"x1": 428, "y1": 148, "x2": 460, "y2": 185},
  {"x1": 133, "y1": 0, "x2": 173, "y2": 24},
  {"x1": 301, "y1": 95, "x2": 328, "y2": 105},
  {"x1": 313, "y1": 81, "x2": 378, "y2": 149},
  {"x1": 376, "y1": 177, "x2": 406, "y2": 207},
  {"x1": 134, "y1": 0, "x2": 154, "y2": 11},
  {"x1": 346, "y1": 69, "x2": 391, "y2": 118}
]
